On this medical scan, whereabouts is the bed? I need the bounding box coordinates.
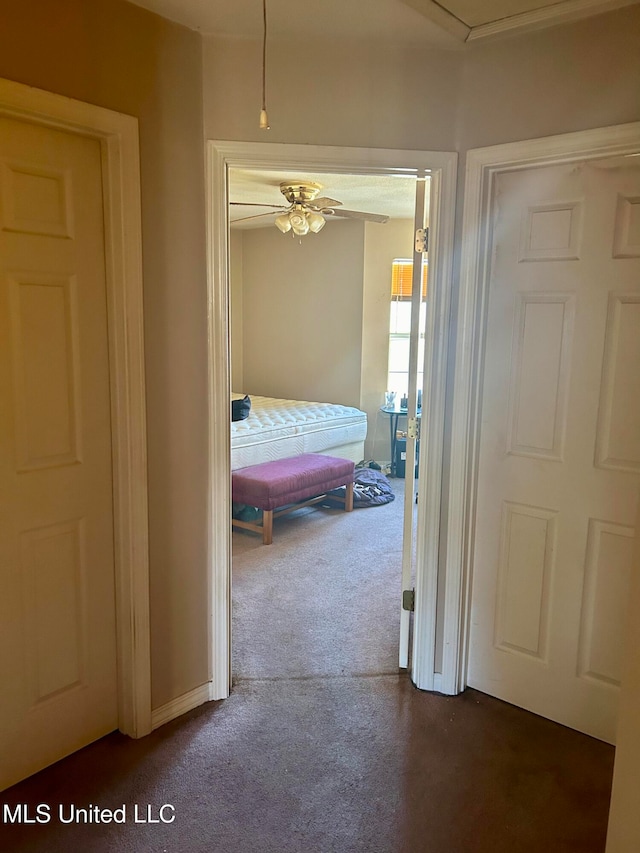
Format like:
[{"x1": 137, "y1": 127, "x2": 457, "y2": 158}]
[{"x1": 231, "y1": 394, "x2": 367, "y2": 471}]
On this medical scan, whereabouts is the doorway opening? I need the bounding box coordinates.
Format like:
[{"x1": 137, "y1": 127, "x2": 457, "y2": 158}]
[
  {"x1": 206, "y1": 142, "x2": 457, "y2": 699},
  {"x1": 227, "y1": 166, "x2": 428, "y2": 684}
]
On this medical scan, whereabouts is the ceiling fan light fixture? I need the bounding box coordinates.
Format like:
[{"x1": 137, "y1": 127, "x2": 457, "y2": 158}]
[
  {"x1": 291, "y1": 215, "x2": 309, "y2": 237},
  {"x1": 307, "y1": 211, "x2": 325, "y2": 233},
  {"x1": 289, "y1": 208, "x2": 307, "y2": 231},
  {"x1": 229, "y1": 179, "x2": 388, "y2": 238},
  {"x1": 275, "y1": 213, "x2": 292, "y2": 233}
]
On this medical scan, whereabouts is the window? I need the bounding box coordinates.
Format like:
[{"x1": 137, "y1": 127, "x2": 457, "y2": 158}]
[{"x1": 387, "y1": 259, "x2": 427, "y2": 399}]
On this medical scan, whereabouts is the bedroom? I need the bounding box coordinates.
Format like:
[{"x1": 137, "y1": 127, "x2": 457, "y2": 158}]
[{"x1": 227, "y1": 167, "x2": 429, "y2": 679}]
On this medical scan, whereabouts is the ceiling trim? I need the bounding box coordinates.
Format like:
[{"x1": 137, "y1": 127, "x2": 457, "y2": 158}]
[
  {"x1": 466, "y1": 0, "x2": 640, "y2": 41},
  {"x1": 399, "y1": 0, "x2": 471, "y2": 41},
  {"x1": 401, "y1": 0, "x2": 638, "y2": 42}
]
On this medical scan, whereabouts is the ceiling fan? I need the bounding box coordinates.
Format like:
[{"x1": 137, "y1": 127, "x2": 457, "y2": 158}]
[{"x1": 230, "y1": 181, "x2": 390, "y2": 236}]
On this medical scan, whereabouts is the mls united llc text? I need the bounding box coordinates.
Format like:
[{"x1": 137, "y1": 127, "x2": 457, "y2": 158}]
[{"x1": 3, "y1": 803, "x2": 176, "y2": 825}]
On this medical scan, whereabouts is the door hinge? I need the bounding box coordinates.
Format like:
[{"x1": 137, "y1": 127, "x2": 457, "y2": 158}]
[
  {"x1": 402, "y1": 589, "x2": 415, "y2": 612},
  {"x1": 414, "y1": 227, "x2": 428, "y2": 253},
  {"x1": 407, "y1": 418, "x2": 419, "y2": 439}
]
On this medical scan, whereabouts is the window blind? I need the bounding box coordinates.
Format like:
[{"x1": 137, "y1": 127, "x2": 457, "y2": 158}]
[{"x1": 391, "y1": 259, "x2": 428, "y2": 299}]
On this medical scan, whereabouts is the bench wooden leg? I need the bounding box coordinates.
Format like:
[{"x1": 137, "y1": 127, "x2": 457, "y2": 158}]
[
  {"x1": 262, "y1": 510, "x2": 273, "y2": 545},
  {"x1": 345, "y1": 481, "x2": 354, "y2": 512}
]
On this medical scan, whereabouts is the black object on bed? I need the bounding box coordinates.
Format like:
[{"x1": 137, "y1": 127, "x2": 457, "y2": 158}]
[{"x1": 232, "y1": 395, "x2": 251, "y2": 421}]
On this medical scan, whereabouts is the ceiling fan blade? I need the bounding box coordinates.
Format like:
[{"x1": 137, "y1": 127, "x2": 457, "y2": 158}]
[
  {"x1": 229, "y1": 202, "x2": 288, "y2": 209},
  {"x1": 311, "y1": 197, "x2": 343, "y2": 209},
  {"x1": 326, "y1": 208, "x2": 389, "y2": 224},
  {"x1": 231, "y1": 211, "x2": 280, "y2": 223}
]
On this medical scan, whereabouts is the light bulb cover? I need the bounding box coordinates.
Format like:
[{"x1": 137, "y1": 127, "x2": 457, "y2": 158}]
[
  {"x1": 306, "y1": 211, "x2": 325, "y2": 233},
  {"x1": 275, "y1": 213, "x2": 291, "y2": 233},
  {"x1": 288, "y1": 209, "x2": 306, "y2": 228},
  {"x1": 290, "y1": 213, "x2": 309, "y2": 236},
  {"x1": 259, "y1": 109, "x2": 270, "y2": 130}
]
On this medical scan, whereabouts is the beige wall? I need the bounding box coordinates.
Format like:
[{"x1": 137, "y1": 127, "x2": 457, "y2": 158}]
[
  {"x1": 0, "y1": 0, "x2": 209, "y2": 710},
  {"x1": 456, "y1": 9, "x2": 640, "y2": 151},
  {"x1": 239, "y1": 221, "x2": 365, "y2": 406},
  {"x1": 235, "y1": 216, "x2": 414, "y2": 462},
  {"x1": 204, "y1": 37, "x2": 461, "y2": 151},
  {"x1": 362, "y1": 219, "x2": 415, "y2": 463},
  {"x1": 203, "y1": 7, "x2": 640, "y2": 151}
]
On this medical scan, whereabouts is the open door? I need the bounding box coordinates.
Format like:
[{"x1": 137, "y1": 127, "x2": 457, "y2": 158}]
[{"x1": 398, "y1": 176, "x2": 429, "y2": 669}]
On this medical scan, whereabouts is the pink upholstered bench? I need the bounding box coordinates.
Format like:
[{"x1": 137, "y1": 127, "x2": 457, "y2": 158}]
[{"x1": 231, "y1": 453, "x2": 355, "y2": 545}]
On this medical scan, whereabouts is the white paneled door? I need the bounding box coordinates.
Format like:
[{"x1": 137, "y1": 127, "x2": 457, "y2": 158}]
[
  {"x1": 0, "y1": 117, "x2": 118, "y2": 789},
  {"x1": 468, "y1": 159, "x2": 640, "y2": 744}
]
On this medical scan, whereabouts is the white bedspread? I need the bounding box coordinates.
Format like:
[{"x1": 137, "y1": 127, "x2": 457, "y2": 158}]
[{"x1": 231, "y1": 395, "x2": 367, "y2": 470}]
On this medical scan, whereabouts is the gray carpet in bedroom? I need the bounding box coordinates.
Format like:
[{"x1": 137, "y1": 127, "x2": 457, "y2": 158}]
[{"x1": 231, "y1": 475, "x2": 406, "y2": 681}]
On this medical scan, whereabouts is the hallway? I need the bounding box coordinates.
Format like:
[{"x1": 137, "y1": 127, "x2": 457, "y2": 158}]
[
  {"x1": 0, "y1": 678, "x2": 614, "y2": 852},
  {"x1": 1, "y1": 482, "x2": 615, "y2": 852}
]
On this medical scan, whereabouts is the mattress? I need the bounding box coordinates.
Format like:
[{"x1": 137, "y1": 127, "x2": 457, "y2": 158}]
[{"x1": 231, "y1": 394, "x2": 367, "y2": 470}]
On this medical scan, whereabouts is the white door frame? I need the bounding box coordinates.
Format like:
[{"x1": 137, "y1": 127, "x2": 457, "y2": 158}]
[
  {"x1": 444, "y1": 121, "x2": 640, "y2": 696},
  {"x1": 0, "y1": 78, "x2": 152, "y2": 737},
  {"x1": 206, "y1": 140, "x2": 457, "y2": 698}
]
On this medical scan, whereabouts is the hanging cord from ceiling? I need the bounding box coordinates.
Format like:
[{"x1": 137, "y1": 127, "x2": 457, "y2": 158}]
[{"x1": 259, "y1": 0, "x2": 270, "y2": 130}]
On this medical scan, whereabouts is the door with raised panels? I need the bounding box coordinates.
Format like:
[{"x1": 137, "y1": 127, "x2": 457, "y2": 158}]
[
  {"x1": 0, "y1": 116, "x2": 118, "y2": 789},
  {"x1": 467, "y1": 158, "x2": 640, "y2": 744}
]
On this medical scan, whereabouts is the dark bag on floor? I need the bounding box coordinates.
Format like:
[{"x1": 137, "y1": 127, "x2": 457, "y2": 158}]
[
  {"x1": 352, "y1": 468, "x2": 395, "y2": 507},
  {"x1": 232, "y1": 395, "x2": 251, "y2": 421}
]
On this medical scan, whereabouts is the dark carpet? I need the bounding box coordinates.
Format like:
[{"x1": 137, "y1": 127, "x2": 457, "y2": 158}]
[{"x1": 0, "y1": 478, "x2": 615, "y2": 853}]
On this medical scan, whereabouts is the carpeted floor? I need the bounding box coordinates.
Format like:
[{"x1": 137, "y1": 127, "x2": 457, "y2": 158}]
[
  {"x1": 231, "y1": 475, "x2": 406, "y2": 680},
  {"x1": 0, "y1": 476, "x2": 615, "y2": 852}
]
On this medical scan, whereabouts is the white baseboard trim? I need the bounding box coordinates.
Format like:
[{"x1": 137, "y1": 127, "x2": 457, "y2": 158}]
[{"x1": 151, "y1": 683, "x2": 212, "y2": 730}]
